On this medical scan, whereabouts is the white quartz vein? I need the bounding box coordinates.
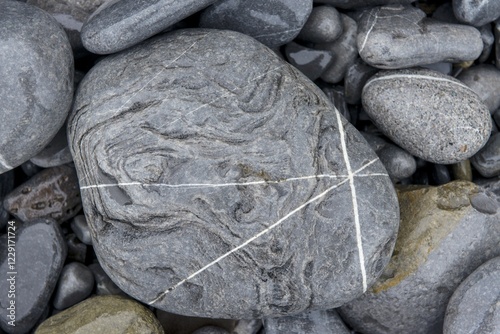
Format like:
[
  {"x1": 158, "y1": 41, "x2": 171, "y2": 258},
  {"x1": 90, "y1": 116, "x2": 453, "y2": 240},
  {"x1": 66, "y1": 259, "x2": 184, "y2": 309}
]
[
  {"x1": 335, "y1": 111, "x2": 368, "y2": 293},
  {"x1": 147, "y1": 157, "x2": 383, "y2": 305},
  {"x1": 359, "y1": 8, "x2": 379, "y2": 54},
  {"x1": 364, "y1": 74, "x2": 473, "y2": 92}
]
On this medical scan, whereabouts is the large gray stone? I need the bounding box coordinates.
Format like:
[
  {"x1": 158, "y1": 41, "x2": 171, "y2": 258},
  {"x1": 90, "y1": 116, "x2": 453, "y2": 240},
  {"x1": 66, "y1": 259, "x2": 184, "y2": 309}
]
[
  {"x1": 81, "y1": 0, "x2": 218, "y2": 54},
  {"x1": 339, "y1": 181, "x2": 500, "y2": 334},
  {"x1": 263, "y1": 309, "x2": 351, "y2": 334},
  {"x1": 297, "y1": 6, "x2": 343, "y2": 44},
  {"x1": 357, "y1": 5, "x2": 483, "y2": 69},
  {"x1": 444, "y1": 256, "x2": 500, "y2": 334},
  {"x1": 68, "y1": 29, "x2": 399, "y2": 319},
  {"x1": 453, "y1": 0, "x2": 500, "y2": 27},
  {"x1": 0, "y1": 1, "x2": 73, "y2": 174},
  {"x1": 458, "y1": 64, "x2": 500, "y2": 114},
  {"x1": 362, "y1": 68, "x2": 492, "y2": 164},
  {"x1": 199, "y1": 0, "x2": 312, "y2": 48}
]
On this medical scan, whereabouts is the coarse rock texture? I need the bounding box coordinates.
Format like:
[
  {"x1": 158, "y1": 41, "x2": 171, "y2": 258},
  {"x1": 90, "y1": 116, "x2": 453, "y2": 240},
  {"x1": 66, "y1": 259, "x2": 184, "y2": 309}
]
[
  {"x1": 453, "y1": 0, "x2": 500, "y2": 27},
  {"x1": 34, "y1": 295, "x2": 164, "y2": 334},
  {"x1": 69, "y1": 29, "x2": 399, "y2": 319},
  {"x1": 339, "y1": 181, "x2": 500, "y2": 334},
  {"x1": 0, "y1": 219, "x2": 67, "y2": 334},
  {"x1": 444, "y1": 256, "x2": 500, "y2": 334},
  {"x1": 3, "y1": 165, "x2": 82, "y2": 224},
  {"x1": 81, "y1": 0, "x2": 218, "y2": 54},
  {"x1": 263, "y1": 309, "x2": 351, "y2": 334},
  {"x1": 0, "y1": 1, "x2": 73, "y2": 174},
  {"x1": 357, "y1": 5, "x2": 483, "y2": 69},
  {"x1": 458, "y1": 64, "x2": 500, "y2": 113},
  {"x1": 199, "y1": 0, "x2": 312, "y2": 48},
  {"x1": 362, "y1": 68, "x2": 492, "y2": 164}
]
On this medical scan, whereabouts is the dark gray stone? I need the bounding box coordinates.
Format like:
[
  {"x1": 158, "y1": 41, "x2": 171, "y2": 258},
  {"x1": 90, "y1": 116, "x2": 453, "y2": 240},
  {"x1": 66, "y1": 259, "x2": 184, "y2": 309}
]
[
  {"x1": 421, "y1": 62, "x2": 453, "y2": 76},
  {"x1": 0, "y1": 171, "x2": 14, "y2": 230},
  {"x1": 27, "y1": 0, "x2": 106, "y2": 58},
  {"x1": 263, "y1": 309, "x2": 350, "y2": 334},
  {"x1": 357, "y1": 5, "x2": 483, "y2": 69},
  {"x1": 431, "y1": 164, "x2": 452, "y2": 185},
  {"x1": 20, "y1": 161, "x2": 43, "y2": 178},
  {"x1": 68, "y1": 29, "x2": 399, "y2": 319},
  {"x1": 458, "y1": 65, "x2": 500, "y2": 114},
  {"x1": 284, "y1": 42, "x2": 333, "y2": 81},
  {"x1": 496, "y1": 19, "x2": 500, "y2": 71},
  {"x1": 297, "y1": 6, "x2": 343, "y2": 44},
  {"x1": 471, "y1": 132, "x2": 500, "y2": 178},
  {"x1": 362, "y1": 68, "x2": 492, "y2": 164},
  {"x1": 494, "y1": 109, "x2": 500, "y2": 128},
  {"x1": 53, "y1": 262, "x2": 95, "y2": 310},
  {"x1": 155, "y1": 310, "x2": 237, "y2": 334},
  {"x1": 344, "y1": 59, "x2": 378, "y2": 105},
  {"x1": 339, "y1": 181, "x2": 500, "y2": 334},
  {"x1": 479, "y1": 24, "x2": 495, "y2": 63},
  {"x1": 444, "y1": 256, "x2": 500, "y2": 333},
  {"x1": 469, "y1": 190, "x2": 499, "y2": 215},
  {"x1": 3, "y1": 165, "x2": 82, "y2": 224},
  {"x1": 192, "y1": 326, "x2": 230, "y2": 334},
  {"x1": 199, "y1": 0, "x2": 312, "y2": 48},
  {"x1": 0, "y1": 1, "x2": 73, "y2": 174},
  {"x1": 70, "y1": 215, "x2": 92, "y2": 245},
  {"x1": 451, "y1": 160, "x2": 473, "y2": 182},
  {"x1": 315, "y1": 14, "x2": 358, "y2": 84},
  {"x1": 30, "y1": 122, "x2": 73, "y2": 168},
  {"x1": 0, "y1": 219, "x2": 67, "y2": 333},
  {"x1": 313, "y1": 0, "x2": 415, "y2": 9},
  {"x1": 65, "y1": 234, "x2": 87, "y2": 263},
  {"x1": 432, "y1": 3, "x2": 459, "y2": 24},
  {"x1": 453, "y1": 0, "x2": 500, "y2": 27},
  {"x1": 88, "y1": 263, "x2": 124, "y2": 296},
  {"x1": 81, "y1": 0, "x2": 218, "y2": 54}
]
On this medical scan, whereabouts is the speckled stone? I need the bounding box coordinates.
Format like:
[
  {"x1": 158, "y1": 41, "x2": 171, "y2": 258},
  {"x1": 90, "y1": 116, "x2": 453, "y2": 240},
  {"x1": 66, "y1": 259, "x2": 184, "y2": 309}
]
[
  {"x1": 339, "y1": 181, "x2": 500, "y2": 334},
  {"x1": 357, "y1": 5, "x2": 483, "y2": 69},
  {"x1": 314, "y1": 0, "x2": 415, "y2": 9},
  {"x1": 53, "y1": 262, "x2": 95, "y2": 310},
  {"x1": 0, "y1": 171, "x2": 14, "y2": 229},
  {"x1": 362, "y1": 68, "x2": 492, "y2": 164},
  {"x1": 315, "y1": 14, "x2": 358, "y2": 84},
  {"x1": 0, "y1": 1, "x2": 73, "y2": 173},
  {"x1": 471, "y1": 132, "x2": 500, "y2": 177},
  {"x1": 69, "y1": 29, "x2": 399, "y2": 319},
  {"x1": 30, "y1": 123, "x2": 73, "y2": 168},
  {"x1": 458, "y1": 65, "x2": 500, "y2": 114},
  {"x1": 284, "y1": 42, "x2": 334, "y2": 80},
  {"x1": 263, "y1": 309, "x2": 351, "y2": 334},
  {"x1": 297, "y1": 6, "x2": 343, "y2": 44},
  {"x1": 199, "y1": 0, "x2": 312, "y2": 48},
  {"x1": 453, "y1": 0, "x2": 500, "y2": 27},
  {"x1": 35, "y1": 295, "x2": 164, "y2": 334},
  {"x1": 444, "y1": 256, "x2": 500, "y2": 333},
  {"x1": 81, "y1": 0, "x2": 218, "y2": 54},
  {"x1": 0, "y1": 219, "x2": 67, "y2": 334},
  {"x1": 3, "y1": 165, "x2": 82, "y2": 223}
]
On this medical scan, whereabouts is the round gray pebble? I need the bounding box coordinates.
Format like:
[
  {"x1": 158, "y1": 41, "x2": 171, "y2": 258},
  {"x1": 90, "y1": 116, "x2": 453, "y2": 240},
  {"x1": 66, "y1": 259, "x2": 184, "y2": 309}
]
[
  {"x1": 53, "y1": 262, "x2": 95, "y2": 310},
  {"x1": 471, "y1": 132, "x2": 500, "y2": 178},
  {"x1": 458, "y1": 64, "x2": 500, "y2": 113},
  {"x1": 453, "y1": 0, "x2": 500, "y2": 27},
  {"x1": 444, "y1": 256, "x2": 500, "y2": 334},
  {"x1": 297, "y1": 6, "x2": 343, "y2": 44},
  {"x1": 70, "y1": 215, "x2": 93, "y2": 245},
  {"x1": 362, "y1": 68, "x2": 492, "y2": 164}
]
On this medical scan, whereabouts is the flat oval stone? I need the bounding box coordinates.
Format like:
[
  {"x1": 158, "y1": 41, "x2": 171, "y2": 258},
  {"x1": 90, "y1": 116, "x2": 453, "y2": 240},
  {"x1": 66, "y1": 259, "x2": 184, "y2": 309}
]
[
  {"x1": 444, "y1": 256, "x2": 500, "y2": 333},
  {"x1": 357, "y1": 5, "x2": 483, "y2": 69},
  {"x1": 52, "y1": 262, "x2": 95, "y2": 310},
  {"x1": 199, "y1": 0, "x2": 312, "y2": 48},
  {"x1": 0, "y1": 219, "x2": 67, "y2": 333},
  {"x1": 339, "y1": 181, "x2": 500, "y2": 334},
  {"x1": 263, "y1": 309, "x2": 351, "y2": 334},
  {"x1": 453, "y1": 0, "x2": 500, "y2": 27},
  {"x1": 0, "y1": 1, "x2": 73, "y2": 173},
  {"x1": 362, "y1": 68, "x2": 492, "y2": 164},
  {"x1": 69, "y1": 29, "x2": 399, "y2": 319},
  {"x1": 3, "y1": 165, "x2": 82, "y2": 224},
  {"x1": 35, "y1": 295, "x2": 164, "y2": 334},
  {"x1": 81, "y1": 0, "x2": 218, "y2": 54}
]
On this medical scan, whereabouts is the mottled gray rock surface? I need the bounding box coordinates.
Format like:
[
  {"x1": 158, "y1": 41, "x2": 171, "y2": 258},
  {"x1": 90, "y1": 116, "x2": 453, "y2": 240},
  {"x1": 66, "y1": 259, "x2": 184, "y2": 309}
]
[
  {"x1": 3, "y1": 165, "x2": 82, "y2": 223},
  {"x1": 263, "y1": 309, "x2": 351, "y2": 334},
  {"x1": 344, "y1": 59, "x2": 378, "y2": 105},
  {"x1": 81, "y1": 0, "x2": 218, "y2": 54},
  {"x1": 0, "y1": 219, "x2": 67, "y2": 334},
  {"x1": 30, "y1": 123, "x2": 73, "y2": 168},
  {"x1": 444, "y1": 256, "x2": 500, "y2": 334},
  {"x1": 284, "y1": 42, "x2": 333, "y2": 80},
  {"x1": 453, "y1": 0, "x2": 500, "y2": 27},
  {"x1": 362, "y1": 68, "x2": 492, "y2": 164},
  {"x1": 69, "y1": 29, "x2": 399, "y2": 319},
  {"x1": 471, "y1": 132, "x2": 500, "y2": 177},
  {"x1": 458, "y1": 64, "x2": 500, "y2": 113},
  {"x1": 199, "y1": 0, "x2": 312, "y2": 48},
  {"x1": 339, "y1": 181, "x2": 500, "y2": 334},
  {"x1": 357, "y1": 5, "x2": 483, "y2": 69},
  {"x1": 0, "y1": 1, "x2": 73, "y2": 174},
  {"x1": 52, "y1": 262, "x2": 94, "y2": 310},
  {"x1": 297, "y1": 6, "x2": 343, "y2": 44},
  {"x1": 314, "y1": 0, "x2": 415, "y2": 9},
  {"x1": 88, "y1": 263, "x2": 124, "y2": 296}
]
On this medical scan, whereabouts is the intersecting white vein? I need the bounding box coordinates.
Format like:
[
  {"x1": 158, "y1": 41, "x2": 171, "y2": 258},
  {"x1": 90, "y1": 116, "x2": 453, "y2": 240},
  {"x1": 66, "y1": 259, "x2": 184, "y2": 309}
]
[
  {"x1": 364, "y1": 74, "x2": 473, "y2": 92},
  {"x1": 359, "y1": 8, "x2": 379, "y2": 54},
  {"x1": 335, "y1": 111, "x2": 367, "y2": 293},
  {"x1": 80, "y1": 172, "x2": 388, "y2": 190},
  {"x1": 147, "y1": 157, "x2": 383, "y2": 305}
]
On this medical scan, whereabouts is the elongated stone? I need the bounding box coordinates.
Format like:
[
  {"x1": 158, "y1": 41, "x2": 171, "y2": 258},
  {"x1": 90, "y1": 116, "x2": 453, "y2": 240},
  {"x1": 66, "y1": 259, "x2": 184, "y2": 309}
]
[{"x1": 69, "y1": 29, "x2": 399, "y2": 319}]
